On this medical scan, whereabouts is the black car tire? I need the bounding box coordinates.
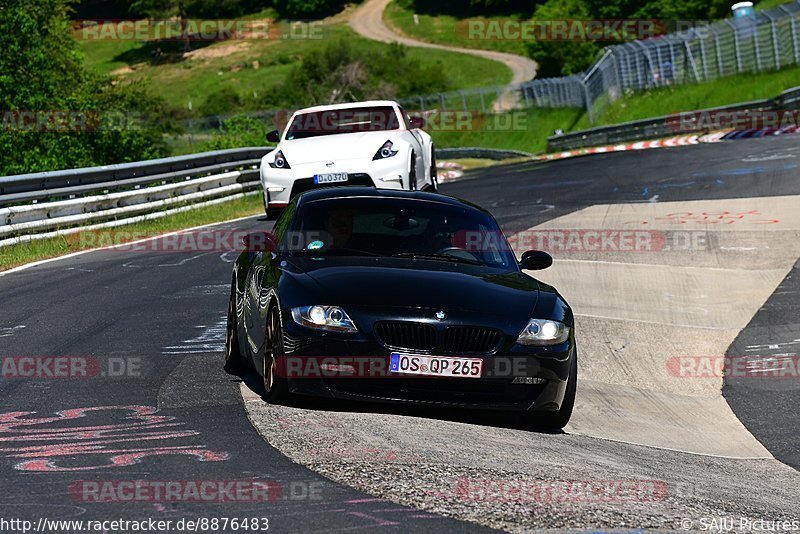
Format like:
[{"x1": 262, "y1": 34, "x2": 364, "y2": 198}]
[
  {"x1": 528, "y1": 351, "x2": 577, "y2": 431},
  {"x1": 224, "y1": 281, "x2": 248, "y2": 375},
  {"x1": 263, "y1": 306, "x2": 290, "y2": 403}
]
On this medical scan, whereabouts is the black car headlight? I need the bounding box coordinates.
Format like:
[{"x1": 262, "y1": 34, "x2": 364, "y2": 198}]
[
  {"x1": 373, "y1": 140, "x2": 399, "y2": 160},
  {"x1": 269, "y1": 150, "x2": 291, "y2": 169},
  {"x1": 291, "y1": 306, "x2": 358, "y2": 333},
  {"x1": 516, "y1": 319, "x2": 570, "y2": 346}
]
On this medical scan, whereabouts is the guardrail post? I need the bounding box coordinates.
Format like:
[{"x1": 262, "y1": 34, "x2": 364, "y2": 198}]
[
  {"x1": 439, "y1": 93, "x2": 446, "y2": 111},
  {"x1": 479, "y1": 89, "x2": 486, "y2": 113},
  {"x1": 460, "y1": 91, "x2": 467, "y2": 112}
]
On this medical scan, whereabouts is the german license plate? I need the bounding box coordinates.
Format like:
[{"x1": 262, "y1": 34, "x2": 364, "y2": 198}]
[
  {"x1": 314, "y1": 173, "x2": 348, "y2": 184},
  {"x1": 389, "y1": 352, "x2": 483, "y2": 379}
]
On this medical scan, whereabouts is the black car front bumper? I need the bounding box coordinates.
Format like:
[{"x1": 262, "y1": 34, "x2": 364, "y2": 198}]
[{"x1": 279, "y1": 313, "x2": 574, "y2": 412}]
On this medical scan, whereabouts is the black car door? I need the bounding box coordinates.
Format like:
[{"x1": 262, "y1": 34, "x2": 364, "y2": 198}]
[{"x1": 245, "y1": 202, "x2": 296, "y2": 364}]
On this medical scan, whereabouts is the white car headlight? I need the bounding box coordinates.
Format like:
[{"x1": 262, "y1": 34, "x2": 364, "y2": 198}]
[
  {"x1": 373, "y1": 140, "x2": 399, "y2": 161},
  {"x1": 269, "y1": 150, "x2": 291, "y2": 169},
  {"x1": 516, "y1": 319, "x2": 570, "y2": 346},
  {"x1": 291, "y1": 306, "x2": 358, "y2": 333}
]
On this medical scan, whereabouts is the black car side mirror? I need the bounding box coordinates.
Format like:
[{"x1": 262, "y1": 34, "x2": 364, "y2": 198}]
[
  {"x1": 242, "y1": 231, "x2": 277, "y2": 253},
  {"x1": 520, "y1": 250, "x2": 553, "y2": 270},
  {"x1": 409, "y1": 117, "x2": 425, "y2": 129},
  {"x1": 266, "y1": 130, "x2": 280, "y2": 143}
]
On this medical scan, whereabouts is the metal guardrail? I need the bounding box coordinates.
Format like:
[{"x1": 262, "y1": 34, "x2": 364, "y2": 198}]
[
  {"x1": 0, "y1": 147, "x2": 274, "y2": 247},
  {"x1": 546, "y1": 85, "x2": 800, "y2": 151},
  {"x1": 438, "y1": 148, "x2": 533, "y2": 160},
  {"x1": 0, "y1": 144, "x2": 534, "y2": 247},
  {"x1": 0, "y1": 147, "x2": 273, "y2": 205}
]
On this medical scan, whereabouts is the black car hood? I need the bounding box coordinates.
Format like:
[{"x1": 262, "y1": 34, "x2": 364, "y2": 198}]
[{"x1": 285, "y1": 257, "x2": 540, "y2": 316}]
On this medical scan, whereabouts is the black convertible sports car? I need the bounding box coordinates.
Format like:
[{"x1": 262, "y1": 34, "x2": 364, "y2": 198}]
[{"x1": 225, "y1": 187, "x2": 577, "y2": 429}]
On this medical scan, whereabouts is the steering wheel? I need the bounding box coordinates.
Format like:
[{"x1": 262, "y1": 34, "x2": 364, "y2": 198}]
[{"x1": 435, "y1": 246, "x2": 478, "y2": 261}]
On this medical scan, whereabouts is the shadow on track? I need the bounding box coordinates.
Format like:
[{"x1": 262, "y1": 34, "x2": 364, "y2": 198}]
[{"x1": 232, "y1": 370, "x2": 566, "y2": 436}]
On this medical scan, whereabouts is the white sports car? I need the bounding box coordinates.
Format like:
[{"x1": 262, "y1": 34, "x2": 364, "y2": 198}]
[{"x1": 260, "y1": 100, "x2": 438, "y2": 219}]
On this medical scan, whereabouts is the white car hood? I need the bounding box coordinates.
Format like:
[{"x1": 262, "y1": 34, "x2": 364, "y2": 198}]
[{"x1": 280, "y1": 131, "x2": 407, "y2": 165}]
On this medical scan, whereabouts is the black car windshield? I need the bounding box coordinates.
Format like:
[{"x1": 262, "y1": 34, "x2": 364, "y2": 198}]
[
  {"x1": 286, "y1": 197, "x2": 517, "y2": 270},
  {"x1": 285, "y1": 107, "x2": 400, "y2": 140}
]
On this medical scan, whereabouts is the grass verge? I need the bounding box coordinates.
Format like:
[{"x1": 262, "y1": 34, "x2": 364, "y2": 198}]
[{"x1": 0, "y1": 193, "x2": 263, "y2": 272}]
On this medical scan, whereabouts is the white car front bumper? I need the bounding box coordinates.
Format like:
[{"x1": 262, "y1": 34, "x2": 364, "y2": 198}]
[{"x1": 260, "y1": 157, "x2": 411, "y2": 207}]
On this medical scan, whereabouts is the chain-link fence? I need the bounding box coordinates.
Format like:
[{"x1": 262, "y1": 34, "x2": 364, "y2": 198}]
[{"x1": 397, "y1": 0, "x2": 800, "y2": 123}]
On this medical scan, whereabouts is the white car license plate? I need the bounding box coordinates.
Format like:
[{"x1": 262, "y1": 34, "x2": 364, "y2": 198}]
[
  {"x1": 389, "y1": 352, "x2": 483, "y2": 379},
  {"x1": 314, "y1": 173, "x2": 348, "y2": 184}
]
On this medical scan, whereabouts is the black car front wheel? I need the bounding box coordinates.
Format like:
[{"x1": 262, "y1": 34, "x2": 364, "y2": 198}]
[
  {"x1": 526, "y1": 352, "x2": 577, "y2": 431},
  {"x1": 263, "y1": 306, "x2": 290, "y2": 402}
]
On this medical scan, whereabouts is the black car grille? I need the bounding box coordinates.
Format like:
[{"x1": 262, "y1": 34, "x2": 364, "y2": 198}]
[
  {"x1": 444, "y1": 326, "x2": 503, "y2": 354},
  {"x1": 290, "y1": 173, "x2": 374, "y2": 198},
  {"x1": 374, "y1": 322, "x2": 503, "y2": 355},
  {"x1": 374, "y1": 322, "x2": 437, "y2": 352}
]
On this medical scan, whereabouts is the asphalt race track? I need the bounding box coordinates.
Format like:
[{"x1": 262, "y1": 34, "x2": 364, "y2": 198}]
[{"x1": 1, "y1": 134, "x2": 799, "y2": 532}]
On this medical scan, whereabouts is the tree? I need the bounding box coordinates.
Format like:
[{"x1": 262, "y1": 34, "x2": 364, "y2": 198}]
[{"x1": 0, "y1": 0, "x2": 167, "y2": 175}]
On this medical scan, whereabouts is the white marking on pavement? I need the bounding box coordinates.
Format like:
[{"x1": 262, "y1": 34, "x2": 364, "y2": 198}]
[
  {"x1": 0, "y1": 214, "x2": 260, "y2": 278},
  {"x1": 162, "y1": 317, "x2": 227, "y2": 355},
  {"x1": 0, "y1": 325, "x2": 26, "y2": 338}
]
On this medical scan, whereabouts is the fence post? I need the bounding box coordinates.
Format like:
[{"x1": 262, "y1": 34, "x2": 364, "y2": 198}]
[
  {"x1": 699, "y1": 32, "x2": 709, "y2": 80},
  {"x1": 725, "y1": 21, "x2": 743, "y2": 73},
  {"x1": 460, "y1": 91, "x2": 467, "y2": 112},
  {"x1": 418, "y1": 97, "x2": 425, "y2": 113},
  {"x1": 779, "y1": 5, "x2": 800, "y2": 64},
  {"x1": 766, "y1": 15, "x2": 781, "y2": 68},
  {"x1": 439, "y1": 93, "x2": 446, "y2": 111},
  {"x1": 753, "y1": 21, "x2": 763, "y2": 71},
  {"x1": 580, "y1": 80, "x2": 593, "y2": 124},
  {"x1": 711, "y1": 27, "x2": 724, "y2": 76}
]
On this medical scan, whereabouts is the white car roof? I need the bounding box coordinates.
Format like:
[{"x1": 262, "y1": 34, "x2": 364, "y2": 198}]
[{"x1": 292, "y1": 101, "x2": 401, "y2": 114}]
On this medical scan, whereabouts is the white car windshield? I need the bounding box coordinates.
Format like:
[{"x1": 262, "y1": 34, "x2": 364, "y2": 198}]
[{"x1": 285, "y1": 106, "x2": 401, "y2": 140}]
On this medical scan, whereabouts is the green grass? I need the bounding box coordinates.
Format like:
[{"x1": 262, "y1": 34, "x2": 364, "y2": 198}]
[
  {"x1": 575, "y1": 64, "x2": 800, "y2": 130},
  {"x1": 384, "y1": 2, "x2": 529, "y2": 57},
  {"x1": 431, "y1": 107, "x2": 583, "y2": 154},
  {"x1": 0, "y1": 193, "x2": 263, "y2": 272},
  {"x1": 756, "y1": 0, "x2": 797, "y2": 11},
  {"x1": 78, "y1": 22, "x2": 512, "y2": 116}
]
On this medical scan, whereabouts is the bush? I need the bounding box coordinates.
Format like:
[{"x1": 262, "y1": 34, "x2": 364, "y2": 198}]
[
  {"x1": 201, "y1": 87, "x2": 245, "y2": 117},
  {"x1": 273, "y1": 0, "x2": 355, "y2": 19},
  {"x1": 202, "y1": 115, "x2": 270, "y2": 151},
  {"x1": 278, "y1": 39, "x2": 449, "y2": 105}
]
